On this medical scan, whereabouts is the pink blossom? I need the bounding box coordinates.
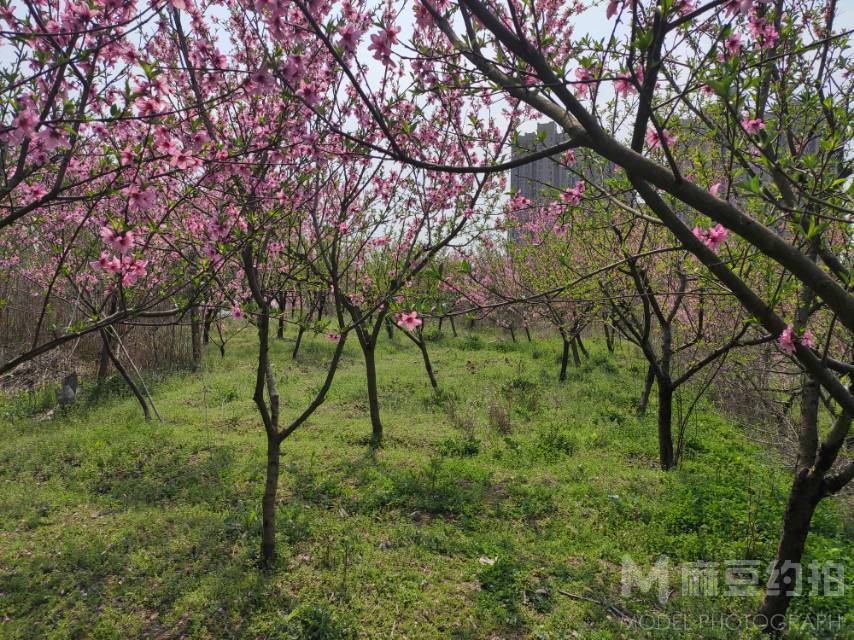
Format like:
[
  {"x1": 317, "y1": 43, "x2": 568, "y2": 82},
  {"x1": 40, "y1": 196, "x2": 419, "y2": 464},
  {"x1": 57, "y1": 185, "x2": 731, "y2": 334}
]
[
  {"x1": 560, "y1": 181, "x2": 585, "y2": 206},
  {"x1": 693, "y1": 224, "x2": 728, "y2": 252},
  {"x1": 778, "y1": 325, "x2": 796, "y2": 355},
  {"x1": 231, "y1": 304, "x2": 246, "y2": 320},
  {"x1": 801, "y1": 330, "x2": 816, "y2": 349},
  {"x1": 128, "y1": 185, "x2": 156, "y2": 212},
  {"x1": 646, "y1": 129, "x2": 676, "y2": 149},
  {"x1": 338, "y1": 24, "x2": 362, "y2": 55},
  {"x1": 709, "y1": 182, "x2": 722, "y2": 197},
  {"x1": 38, "y1": 127, "x2": 67, "y2": 151},
  {"x1": 606, "y1": 0, "x2": 621, "y2": 19},
  {"x1": 89, "y1": 251, "x2": 121, "y2": 274},
  {"x1": 614, "y1": 75, "x2": 636, "y2": 97},
  {"x1": 99, "y1": 226, "x2": 135, "y2": 254},
  {"x1": 282, "y1": 55, "x2": 304, "y2": 85},
  {"x1": 396, "y1": 311, "x2": 422, "y2": 332},
  {"x1": 326, "y1": 333, "x2": 341, "y2": 342},
  {"x1": 368, "y1": 26, "x2": 400, "y2": 65},
  {"x1": 724, "y1": 33, "x2": 743, "y2": 56},
  {"x1": 337, "y1": 222, "x2": 349, "y2": 234},
  {"x1": 12, "y1": 109, "x2": 38, "y2": 140},
  {"x1": 706, "y1": 224, "x2": 728, "y2": 250},
  {"x1": 575, "y1": 67, "x2": 594, "y2": 95},
  {"x1": 298, "y1": 81, "x2": 321, "y2": 107},
  {"x1": 742, "y1": 117, "x2": 765, "y2": 135}
]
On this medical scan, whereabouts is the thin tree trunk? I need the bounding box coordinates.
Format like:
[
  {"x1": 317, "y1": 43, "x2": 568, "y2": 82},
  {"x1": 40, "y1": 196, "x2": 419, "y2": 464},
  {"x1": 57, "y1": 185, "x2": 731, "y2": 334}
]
[
  {"x1": 524, "y1": 324, "x2": 532, "y2": 342},
  {"x1": 576, "y1": 334, "x2": 589, "y2": 359},
  {"x1": 276, "y1": 295, "x2": 285, "y2": 339},
  {"x1": 604, "y1": 323, "x2": 614, "y2": 353},
  {"x1": 657, "y1": 380, "x2": 674, "y2": 470},
  {"x1": 450, "y1": 316, "x2": 458, "y2": 337},
  {"x1": 96, "y1": 338, "x2": 112, "y2": 380},
  {"x1": 362, "y1": 340, "x2": 383, "y2": 447},
  {"x1": 260, "y1": 434, "x2": 280, "y2": 569},
  {"x1": 292, "y1": 325, "x2": 305, "y2": 359},
  {"x1": 417, "y1": 339, "x2": 439, "y2": 390},
  {"x1": 99, "y1": 330, "x2": 150, "y2": 420},
  {"x1": 570, "y1": 336, "x2": 581, "y2": 367},
  {"x1": 190, "y1": 305, "x2": 203, "y2": 371},
  {"x1": 638, "y1": 364, "x2": 655, "y2": 416},
  {"x1": 509, "y1": 325, "x2": 516, "y2": 342},
  {"x1": 559, "y1": 335, "x2": 570, "y2": 382},
  {"x1": 757, "y1": 471, "x2": 821, "y2": 630},
  {"x1": 203, "y1": 308, "x2": 215, "y2": 345}
]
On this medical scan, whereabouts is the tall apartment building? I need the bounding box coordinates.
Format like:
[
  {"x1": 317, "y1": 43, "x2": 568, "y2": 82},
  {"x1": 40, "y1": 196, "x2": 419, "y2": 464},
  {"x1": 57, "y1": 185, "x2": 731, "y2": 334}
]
[
  {"x1": 509, "y1": 122, "x2": 576, "y2": 240},
  {"x1": 510, "y1": 121, "x2": 576, "y2": 202}
]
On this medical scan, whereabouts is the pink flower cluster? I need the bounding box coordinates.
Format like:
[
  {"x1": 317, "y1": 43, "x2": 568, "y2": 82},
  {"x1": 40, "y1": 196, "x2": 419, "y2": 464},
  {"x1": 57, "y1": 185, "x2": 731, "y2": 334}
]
[
  {"x1": 100, "y1": 226, "x2": 135, "y2": 254},
  {"x1": 368, "y1": 26, "x2": 400, "y2": 66},
  {"x1": 692, "y1": 224, "x2": 728, "y2": 252},
  {"x1": 560, "y1": 181, "x2": 585, "y2": 206},
  {"x1": 742, "y1": 117, "x2": 765, "y2": 136},
  {"x1": 89, "y1": 252, "x2": 148, "y2": 286},
  {"x1": 646, "y1": 129, "x2": 676, "y2": 149},
  {"x1": 395, "y1": 310, "x2": 422, "y2": 332},
  {"x1": 778, "y1": 325, "x2": 815, "y2": 355}
]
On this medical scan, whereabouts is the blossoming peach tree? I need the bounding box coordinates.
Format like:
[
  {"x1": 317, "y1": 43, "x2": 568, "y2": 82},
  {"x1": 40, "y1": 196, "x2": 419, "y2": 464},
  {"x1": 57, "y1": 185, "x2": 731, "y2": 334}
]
[{"x1": 296, "y1": 0, "x2": 852, "y2": 626}]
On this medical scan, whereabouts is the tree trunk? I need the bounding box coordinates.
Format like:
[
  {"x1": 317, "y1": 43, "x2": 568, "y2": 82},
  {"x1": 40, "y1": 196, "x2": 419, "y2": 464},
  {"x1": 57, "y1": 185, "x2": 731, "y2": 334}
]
[
  {"x1": 417, "y1": 339, "x2": 438, "y2": 390},
  {"x1": 203, "y1": 308, "x2": 215, "y2": 345},
  {"x1": 570, "y1": 336, "x2": 581, "y2": 367},
  {"x1": 604, "y1": 323, "x2": 614, "y2": 353},
  {"x1": 576, "y1": 334, "x2": 589, "y2": 359},
  {"x1": 292, "y1": 325, "x2": 305, "y2": 359},
  {"x1": 524, "y1": 324, "x2": 532, "y2": 342},
  {"x1": 559, "y1": 336, "x2": 570, "y2": 382},
  {"x1": 96, "y1": 338, "x2": 112, "y2": 380},
  {"x1": 276, "y1": 296, "x2": 285, "y2": 339},
  {"x1": 385, "y1": 316, "x2": 395, "y2": 340},
  {"x1": 508, "y1": 325, "x2": 516, "y2": 342},
  {"x1": 638, "y1": 364, "x2": 655, "y2": 416},
  {"x1": 362, "y1": 340, "x2": 383, "y2": 447},
  {"x1": 757, "y1": 471, "x2": 822, "y2": 631},
  {"x1": 657, "y1": 380, "x2": 674, "y2": 470},
  {"x1": 100, "y1": 330, "x2": 150, "y2": 420},
  {"x1": 450, "y1": 316, "x2": 458, "y2": 337},
  {"x1": 260, "y1": 434, "x2": 281, "y2": 569},
  {"x1": 190, "y1": 305, "x2": 203, "y2": 371}
]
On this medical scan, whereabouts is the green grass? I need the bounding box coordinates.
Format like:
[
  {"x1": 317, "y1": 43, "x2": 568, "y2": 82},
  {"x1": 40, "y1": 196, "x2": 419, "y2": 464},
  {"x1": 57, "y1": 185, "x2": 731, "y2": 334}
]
[{"x1": 0, "y1": 328, "x2": 850, "y2": 639}]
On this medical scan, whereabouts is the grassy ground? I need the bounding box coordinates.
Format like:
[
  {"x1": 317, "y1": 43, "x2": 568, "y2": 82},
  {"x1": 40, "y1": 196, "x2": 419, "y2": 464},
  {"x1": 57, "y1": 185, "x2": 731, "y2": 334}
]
[{"x1": 0, "y1": 326, "x2": 850, "y2": 639}]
